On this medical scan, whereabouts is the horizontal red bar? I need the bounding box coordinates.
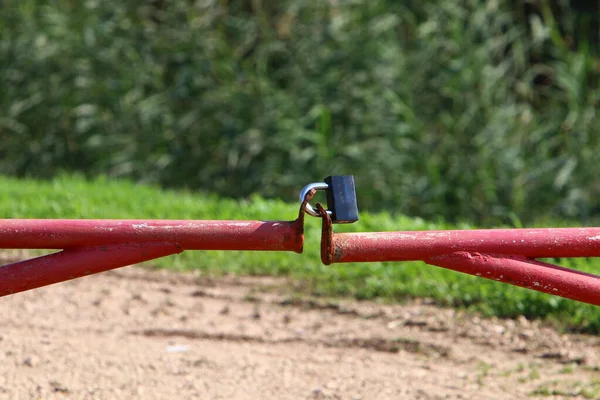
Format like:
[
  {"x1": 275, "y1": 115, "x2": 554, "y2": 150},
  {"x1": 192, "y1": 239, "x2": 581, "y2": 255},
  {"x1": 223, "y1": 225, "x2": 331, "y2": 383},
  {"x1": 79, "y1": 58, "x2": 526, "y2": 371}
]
[
  {"x1": 331, "y1": 228, "x2": 600, "y2": 263},
  {"x1": 0, "y1": 219, "x2": 303, "y2": 253}
]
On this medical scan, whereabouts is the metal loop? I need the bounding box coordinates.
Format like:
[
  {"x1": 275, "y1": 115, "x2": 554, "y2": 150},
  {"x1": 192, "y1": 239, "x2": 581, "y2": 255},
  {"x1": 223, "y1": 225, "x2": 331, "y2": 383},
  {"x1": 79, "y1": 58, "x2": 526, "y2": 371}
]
[{"x1": 299, "y1": 182, "x2": 332, "y2": 217}]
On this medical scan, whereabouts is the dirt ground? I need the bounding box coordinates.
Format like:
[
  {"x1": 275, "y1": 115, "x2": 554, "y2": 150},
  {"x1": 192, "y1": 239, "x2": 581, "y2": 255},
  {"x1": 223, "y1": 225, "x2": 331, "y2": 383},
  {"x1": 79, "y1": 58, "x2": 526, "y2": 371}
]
[{"x1": 1, "y1": 263, "x2": 600, "y2": 400}]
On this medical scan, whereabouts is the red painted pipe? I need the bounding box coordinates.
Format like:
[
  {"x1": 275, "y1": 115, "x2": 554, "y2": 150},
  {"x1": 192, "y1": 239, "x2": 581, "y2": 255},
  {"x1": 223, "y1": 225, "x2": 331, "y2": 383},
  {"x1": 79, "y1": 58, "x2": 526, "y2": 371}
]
[
  {"x1": 0, "y1": 242, "x2": 182, "y2": 297},
  {"x1": 0, "y1": 218, "x2": 304, "y2": 297},
  {"x1": 0, "y1": 219, "x2": 304, "y2": 252},
  {"x1": 314, "y1": 201, "x2": 600, "y2": 306},
  {"x1": 329, "y1": 228, "x2": 600, "y2": 263},
  {"x1": 426, "y1": 252, "x2": 600, "y2": 306}
]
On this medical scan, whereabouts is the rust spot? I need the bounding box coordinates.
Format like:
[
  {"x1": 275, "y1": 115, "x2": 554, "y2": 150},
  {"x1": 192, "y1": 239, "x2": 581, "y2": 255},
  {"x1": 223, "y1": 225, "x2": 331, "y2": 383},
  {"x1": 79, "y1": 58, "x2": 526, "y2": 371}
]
[
  {"x1": 291, "y1": 219, "x2": 304, "y2": 254},
  {"x1": 317, "y1": 203, "x2": 334, "y2": 265},
  {"x1": 333, "y1": 243, "x2": 344, "y2": 262}
]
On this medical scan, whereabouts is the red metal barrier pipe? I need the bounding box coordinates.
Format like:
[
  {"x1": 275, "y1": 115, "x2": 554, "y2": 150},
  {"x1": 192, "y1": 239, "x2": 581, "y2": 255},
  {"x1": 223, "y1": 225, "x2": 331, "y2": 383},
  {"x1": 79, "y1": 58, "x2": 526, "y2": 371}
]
[
  {"x1": 328, "y1": 228, "x2": 600, "y2": 263},
  {"x1": 0, "y1": 242, "x2": 182, "y2": 297},
  {"x1": 315, "y1": 205, "x2": 600, "y2": 306},
  {"x1": 0, "y1": 218, "x2": 302, "y2": 297},
  {"x1": 0, "y1": 219, "x2": 304, "y2": 252},
  {"x1": 325, "y1": 229, "x2": 600, "y2": 306},
  {"x1": 0, "y1": 190, "x2": 312, "y2": 298},
  {"x1": 426, "y1": 252, "x2": 600, "y2": 306}
]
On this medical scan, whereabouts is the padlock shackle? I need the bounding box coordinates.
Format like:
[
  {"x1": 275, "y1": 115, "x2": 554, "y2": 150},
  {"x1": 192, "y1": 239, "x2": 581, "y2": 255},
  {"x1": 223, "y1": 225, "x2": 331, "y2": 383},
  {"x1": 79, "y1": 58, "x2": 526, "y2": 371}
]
[{"x1": 298, "y1": 182, "x2": 330, "y2": 217}]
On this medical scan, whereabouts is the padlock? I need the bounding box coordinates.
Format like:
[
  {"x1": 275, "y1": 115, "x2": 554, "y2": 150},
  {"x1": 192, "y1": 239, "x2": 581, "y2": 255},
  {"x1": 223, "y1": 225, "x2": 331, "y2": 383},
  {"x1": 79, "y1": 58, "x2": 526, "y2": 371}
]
[{"x1": 324, "y1": 175, "x2": 359, "y2": 224}]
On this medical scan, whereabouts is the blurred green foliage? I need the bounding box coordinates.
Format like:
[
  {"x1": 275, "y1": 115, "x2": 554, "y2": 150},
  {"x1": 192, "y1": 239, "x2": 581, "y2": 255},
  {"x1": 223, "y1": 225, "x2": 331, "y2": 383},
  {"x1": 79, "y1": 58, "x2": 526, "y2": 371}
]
[{"x1": 1, "y1": 0, "x2": 599, "y2": 225}]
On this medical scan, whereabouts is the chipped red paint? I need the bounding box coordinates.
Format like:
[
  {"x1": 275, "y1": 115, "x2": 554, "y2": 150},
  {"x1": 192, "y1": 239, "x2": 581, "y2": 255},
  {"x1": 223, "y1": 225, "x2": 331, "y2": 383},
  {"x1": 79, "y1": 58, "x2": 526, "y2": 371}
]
[{"x1": 0, "y1": 218, "x2": 304, "y2": 297}]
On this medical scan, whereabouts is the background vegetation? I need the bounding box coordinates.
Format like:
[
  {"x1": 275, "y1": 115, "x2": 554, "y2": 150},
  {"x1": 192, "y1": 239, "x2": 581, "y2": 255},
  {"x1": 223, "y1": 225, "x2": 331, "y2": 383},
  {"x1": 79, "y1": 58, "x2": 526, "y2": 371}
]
[
  {"x1": 3, "y1": 175, "x2": 600, "y2": 333},
  {"x1": 2, "y1": 0, "x2": 600, "y2": 226}
]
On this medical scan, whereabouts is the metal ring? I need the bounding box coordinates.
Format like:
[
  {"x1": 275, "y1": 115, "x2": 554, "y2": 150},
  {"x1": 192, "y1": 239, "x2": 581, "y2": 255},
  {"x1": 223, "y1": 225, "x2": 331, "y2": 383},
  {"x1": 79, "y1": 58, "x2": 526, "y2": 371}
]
[{"x1": 299, "y1": 182, "x2": 332, "y2": 217}]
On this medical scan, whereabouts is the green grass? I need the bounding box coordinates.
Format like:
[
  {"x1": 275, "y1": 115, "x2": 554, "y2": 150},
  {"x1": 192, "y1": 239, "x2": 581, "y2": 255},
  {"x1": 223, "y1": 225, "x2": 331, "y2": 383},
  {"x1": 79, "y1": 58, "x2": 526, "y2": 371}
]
[{"x1": 2, "y1": 174, "x2": 600, "y2": 333}]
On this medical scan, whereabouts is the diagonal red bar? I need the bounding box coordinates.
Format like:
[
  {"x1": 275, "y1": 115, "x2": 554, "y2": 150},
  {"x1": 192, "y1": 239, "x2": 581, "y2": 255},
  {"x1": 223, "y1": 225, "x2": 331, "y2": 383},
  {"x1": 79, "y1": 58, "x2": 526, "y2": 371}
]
[
  {"x1": 0, "y1": 242, "x2": 183, "y2": 297},
  {"x1": 426, "y1": 252, "x2": 600, "y2": 306}
]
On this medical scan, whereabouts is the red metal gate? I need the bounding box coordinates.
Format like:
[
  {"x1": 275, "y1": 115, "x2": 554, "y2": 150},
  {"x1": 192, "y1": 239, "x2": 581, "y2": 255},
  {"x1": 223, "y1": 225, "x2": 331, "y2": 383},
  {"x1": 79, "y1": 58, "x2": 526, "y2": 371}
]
[
  {"x1": 0, "y1": 201, "x2": 308, "y2": 297},
  {"x1": 316, "y1": 203, "x2": 600, "y2": 306},
  {"x1": 2, "y1": 176, "x2": 600, "y2": 307}
]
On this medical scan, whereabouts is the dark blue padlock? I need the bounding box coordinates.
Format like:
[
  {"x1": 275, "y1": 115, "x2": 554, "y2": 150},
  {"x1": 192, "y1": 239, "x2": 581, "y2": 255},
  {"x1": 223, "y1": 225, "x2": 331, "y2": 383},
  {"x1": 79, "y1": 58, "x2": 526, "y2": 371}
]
[{"x1": 324, "y1": 176, "x2": 359, "y2": 224}]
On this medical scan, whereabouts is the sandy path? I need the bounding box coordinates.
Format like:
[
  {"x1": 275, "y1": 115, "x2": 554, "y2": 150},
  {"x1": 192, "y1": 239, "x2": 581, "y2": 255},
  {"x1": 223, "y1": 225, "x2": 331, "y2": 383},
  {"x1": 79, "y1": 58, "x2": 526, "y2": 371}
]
[{"x1": 1, "y1": 266, "x2": 599, "y2": 399}]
